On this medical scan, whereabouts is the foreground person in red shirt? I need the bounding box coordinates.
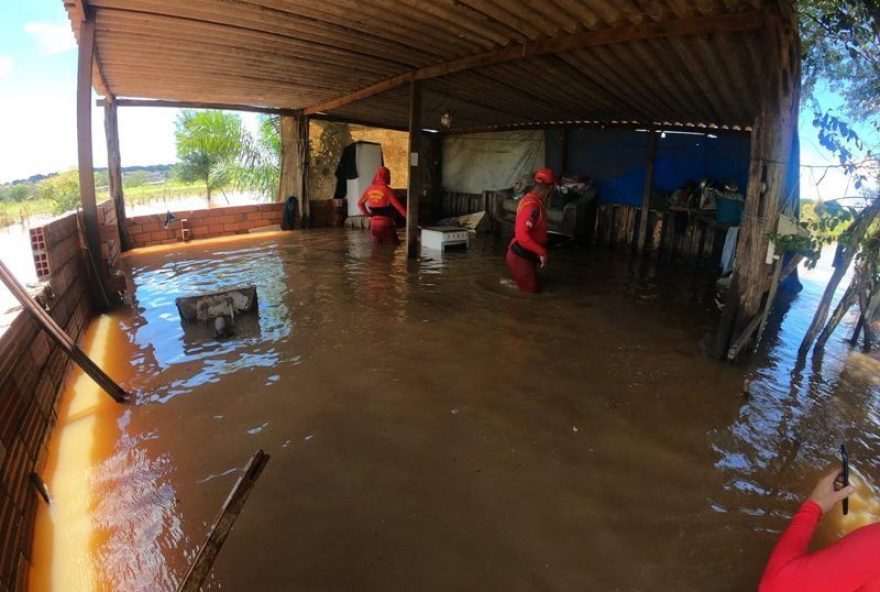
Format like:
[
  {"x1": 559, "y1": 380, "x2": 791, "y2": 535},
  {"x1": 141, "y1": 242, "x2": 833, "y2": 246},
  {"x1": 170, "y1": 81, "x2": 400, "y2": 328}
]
[
  {"x1": 358, "y1": 166, "x2": 407, "y2": 245},
  {"x1": 759, "y1": 470, "x2": 880, "y2": 592},
  {"x1": 506, "y1": 168, "x2": 555, "y2": 293}
]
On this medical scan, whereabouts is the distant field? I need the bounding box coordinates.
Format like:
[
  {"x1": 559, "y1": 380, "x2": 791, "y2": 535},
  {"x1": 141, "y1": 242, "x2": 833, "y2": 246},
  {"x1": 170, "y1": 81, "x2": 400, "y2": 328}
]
[
  {"x1": 0, "y1": 180, "x2": 211, "y2": 228},
  {"x1": 117, "y1": 180, "x2": 206, "y2": 204},
  {"x1": 0, "y1": 199, "x2": 53, "y2": 225}
]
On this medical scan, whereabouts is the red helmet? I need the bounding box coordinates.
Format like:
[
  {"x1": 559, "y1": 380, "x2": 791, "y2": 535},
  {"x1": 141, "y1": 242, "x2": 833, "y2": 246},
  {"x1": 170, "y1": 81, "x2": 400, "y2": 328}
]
[{"x1": 534, "y1": 168, "x2": 556, "y2": 185}]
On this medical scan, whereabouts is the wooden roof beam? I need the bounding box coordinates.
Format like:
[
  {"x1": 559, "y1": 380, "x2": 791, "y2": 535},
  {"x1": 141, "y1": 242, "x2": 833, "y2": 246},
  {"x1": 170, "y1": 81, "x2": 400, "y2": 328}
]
[
  {"x1": 303, "y1": 9, "x2": 767, "y2": 116},
  {"x1": 96, "y1": 97, "x2": 300, "y2": 115},
  {"x1": 65, "y1": 0, "x2": 87, "y2": 23}
]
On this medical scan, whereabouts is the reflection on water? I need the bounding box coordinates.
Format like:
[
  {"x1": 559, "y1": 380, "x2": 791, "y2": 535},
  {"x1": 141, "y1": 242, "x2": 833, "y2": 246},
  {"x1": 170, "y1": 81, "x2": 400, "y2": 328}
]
[{"x1": 31, "y1": 231, "x2": 880, "y2": 591}]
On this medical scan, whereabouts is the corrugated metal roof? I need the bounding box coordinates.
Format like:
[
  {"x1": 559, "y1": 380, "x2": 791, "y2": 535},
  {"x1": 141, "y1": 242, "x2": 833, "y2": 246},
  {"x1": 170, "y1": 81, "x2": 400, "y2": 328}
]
[{"x1": 63, "y1": 0, "x2": 773, "y2": 130}]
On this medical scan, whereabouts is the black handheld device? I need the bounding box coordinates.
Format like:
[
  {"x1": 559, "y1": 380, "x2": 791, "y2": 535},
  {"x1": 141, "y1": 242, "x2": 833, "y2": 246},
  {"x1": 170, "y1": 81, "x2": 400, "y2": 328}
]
[{"x1": 841, "y1": 444, "x2": 849, "y2": 516}]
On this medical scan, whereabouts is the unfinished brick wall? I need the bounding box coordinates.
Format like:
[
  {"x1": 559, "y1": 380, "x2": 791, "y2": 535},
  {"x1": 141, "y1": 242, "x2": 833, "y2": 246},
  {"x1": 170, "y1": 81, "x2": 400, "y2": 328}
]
[
  {"x1": 0, "y1": 212, "x2": 94, "y2": 592},
  {"x1": 124, "y1": 203, "x2": 285, "y2": 249}
]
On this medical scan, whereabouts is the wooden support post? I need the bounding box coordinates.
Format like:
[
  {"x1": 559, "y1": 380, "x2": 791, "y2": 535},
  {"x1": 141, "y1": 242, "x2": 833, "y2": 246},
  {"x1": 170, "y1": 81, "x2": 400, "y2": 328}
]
[
  {"x1": 713, "y1": 4, "x2": 800, "y2": 359},
  {"x1": 77, "y1": 17, "x2": 111, "y2": 309},
  {"x1": 177, "y1": 450, "x2": 270, "y2": 592},
  {"x1": 104, "y1": 98, "x2": 130, "y2": 251},
  {"x1": 279, "y1": 113, "x2": 309, "y2": 226},
  {"x1": 637, "y1": 130, "x2": 658, "y2": 251},
  {"x1": 406, "y1": 80, "x2": 422, "y2": 259},
  {"x1": 0, "y1": 258, "x2": 128, "y2": 403},
  {"x1": 301, "y1": 116, "x2": 311, "y2": 225}
]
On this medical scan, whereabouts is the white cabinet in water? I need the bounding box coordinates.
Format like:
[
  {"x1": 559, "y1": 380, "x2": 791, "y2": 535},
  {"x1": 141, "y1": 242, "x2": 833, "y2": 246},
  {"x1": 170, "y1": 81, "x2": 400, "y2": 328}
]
[{"x1": 420, "y1": 227, "x2": 470, "y2": 252}]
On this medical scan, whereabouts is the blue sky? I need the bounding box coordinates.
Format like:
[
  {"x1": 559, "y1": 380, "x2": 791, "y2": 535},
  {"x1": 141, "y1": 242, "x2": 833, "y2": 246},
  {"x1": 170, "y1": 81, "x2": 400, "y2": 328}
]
[{"x1": 0, "y1": 1, "x2": 875, "y2": 202}]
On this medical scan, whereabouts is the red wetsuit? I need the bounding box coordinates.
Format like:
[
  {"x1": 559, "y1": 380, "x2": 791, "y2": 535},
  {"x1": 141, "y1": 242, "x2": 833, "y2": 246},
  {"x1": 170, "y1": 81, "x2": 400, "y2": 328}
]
[
  {"x1": 759, "y1": 500, "x2": 880, "y2": 592},
  {"x1": 506, "y1": 192, "x2": 548, "y2": 293},
  {"x1": 358, "y1": 166, "x2": 407, "y2": 245}
]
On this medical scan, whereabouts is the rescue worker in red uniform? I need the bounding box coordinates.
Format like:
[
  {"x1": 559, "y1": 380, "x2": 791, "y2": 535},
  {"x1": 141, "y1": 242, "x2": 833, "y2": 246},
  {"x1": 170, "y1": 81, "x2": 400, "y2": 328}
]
[
  {"x1": 759, "y1": 469, "x2": 880, "y2": 592},
  {"x1": 506, "y1": 168, "x2": 554, "y2": 293},
  {"x1": 358, "y1": 166, "x2": 407, "y2": 245}
]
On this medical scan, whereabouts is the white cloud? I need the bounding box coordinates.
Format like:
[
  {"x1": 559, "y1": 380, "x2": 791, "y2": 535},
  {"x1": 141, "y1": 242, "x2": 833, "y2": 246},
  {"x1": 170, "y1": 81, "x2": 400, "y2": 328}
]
[
  {"x1": 0, "y1": 56, "x2": 12, "y2": 78},
  {"x1": 24, "y1": 21, "x2": 76, "y2": 55}
]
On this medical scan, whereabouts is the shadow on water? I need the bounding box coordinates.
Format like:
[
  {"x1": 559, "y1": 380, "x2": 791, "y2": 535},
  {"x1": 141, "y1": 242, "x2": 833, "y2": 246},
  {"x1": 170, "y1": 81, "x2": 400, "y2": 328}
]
[{"x1": 30, "y1": 230, "x2": 880, "y2": 592}]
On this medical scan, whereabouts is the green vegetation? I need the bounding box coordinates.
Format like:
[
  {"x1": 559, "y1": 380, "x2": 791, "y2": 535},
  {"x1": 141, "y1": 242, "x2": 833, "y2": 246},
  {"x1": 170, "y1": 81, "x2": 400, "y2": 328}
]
[
  {"x1": 173, "y1": 110, "x2": 244, "y2": 202},
  {"x1": 0, "y1": 164, "x2": 193, "y2": 227},
  {"x1": 223, "y1": 114, "x2": 281, "y2": 199},
  {"x1": 800, "y1": 199, "x2": 857, "y2": 242},
  {"x1": 173, "y1": 109, "x2": 281, "y2": 201},
  {"x1": 119, "y1": 179, "x2": 204, "y2": 204},
  {"x1": 0, "y1": 198, "x2": 52, "y2": 227},
  {"x1": 39, "y1": 170, "x2": 82, "y2": 215},
  {"x1": 0, "y1": 109, "x2": 283, "y2": 228}
]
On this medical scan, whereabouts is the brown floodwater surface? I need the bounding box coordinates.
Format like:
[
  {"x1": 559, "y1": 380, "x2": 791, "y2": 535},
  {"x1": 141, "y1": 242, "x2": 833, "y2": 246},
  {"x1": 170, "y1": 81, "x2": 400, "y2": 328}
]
[{"x1": 30, "y1": 230, "x2": 880, "y2": 591}]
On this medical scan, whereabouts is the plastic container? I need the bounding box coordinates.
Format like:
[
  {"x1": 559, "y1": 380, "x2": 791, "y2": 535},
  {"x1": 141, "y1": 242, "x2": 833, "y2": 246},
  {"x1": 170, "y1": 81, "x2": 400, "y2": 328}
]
[{"x1": 716, "y1": 195, "x2": 744, "y2": 225}]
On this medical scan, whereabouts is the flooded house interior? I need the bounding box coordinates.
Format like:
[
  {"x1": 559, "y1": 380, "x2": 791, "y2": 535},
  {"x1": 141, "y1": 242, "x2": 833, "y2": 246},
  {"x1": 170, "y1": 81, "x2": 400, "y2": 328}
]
[{"x1": 2, "y1": 1, "x2": 878, "y2": 591}]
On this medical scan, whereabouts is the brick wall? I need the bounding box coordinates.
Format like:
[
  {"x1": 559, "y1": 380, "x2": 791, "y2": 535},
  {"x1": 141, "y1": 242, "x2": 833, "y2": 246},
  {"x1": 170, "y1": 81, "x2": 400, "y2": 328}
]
[
  {"x1": 124, "y1": 203, "x2": 285, "y2": 249},
  {"x1": 0, "y1": 212, "x2": 94, "y2": 592}
]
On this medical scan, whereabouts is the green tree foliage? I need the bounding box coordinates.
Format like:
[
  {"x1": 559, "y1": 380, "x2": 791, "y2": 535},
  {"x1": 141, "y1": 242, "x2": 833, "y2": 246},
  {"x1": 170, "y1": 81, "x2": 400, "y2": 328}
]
[
  {"x1": 800, "y1": 1, "x2": 879, "y2": 185},
  {"x1": 173, "y1": 110, "x2": 244, "y2": 202},
  {"x1": 37, "y1": 170, "x2": 81, "y2": 215},
  {"x1": 800, "y1": 0, "x2": 880, "y2": 121},
  {"x1": 796, "y1": 1, "x2": 880, "y2": 251},
  {"x1": 0, "y1": 183, "x2": 32, "y2": 202},
  {"x1": 221, "y1": 115, "x2": 282, "y2": 199}
]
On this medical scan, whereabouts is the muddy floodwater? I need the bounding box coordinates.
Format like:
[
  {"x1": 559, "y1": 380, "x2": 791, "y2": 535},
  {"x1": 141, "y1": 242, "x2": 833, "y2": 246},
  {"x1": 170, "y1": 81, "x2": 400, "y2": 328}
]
[{"x1": 29, "y1": 229, "x2": 880, "y2": 591}]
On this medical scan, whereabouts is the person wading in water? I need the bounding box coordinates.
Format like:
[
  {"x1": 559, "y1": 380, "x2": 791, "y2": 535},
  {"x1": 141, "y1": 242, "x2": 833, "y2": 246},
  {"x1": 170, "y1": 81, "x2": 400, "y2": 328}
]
[
  {"x1": 506, "y1": 168, "x2": 555, "y2": 293},
  {"x1": 358, "y1": 166, "x2": 407, "y2": 245},
  {"x1": 759, "y1": 469, "x2": 880, "y2": 592}
]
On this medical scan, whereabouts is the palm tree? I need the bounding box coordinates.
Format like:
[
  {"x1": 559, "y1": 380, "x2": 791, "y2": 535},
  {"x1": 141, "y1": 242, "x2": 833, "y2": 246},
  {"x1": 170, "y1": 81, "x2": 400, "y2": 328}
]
[
  {"x1": 173, "y1": 110, "x2": 244, "y2": 202},
  {"x1": 222, "y1": 115, "x2": 281, "y2": 200}
]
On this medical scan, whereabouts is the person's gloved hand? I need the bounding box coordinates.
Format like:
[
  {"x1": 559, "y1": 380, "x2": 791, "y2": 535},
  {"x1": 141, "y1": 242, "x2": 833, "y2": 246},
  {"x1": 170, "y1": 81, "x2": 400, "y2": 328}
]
[{"x1": 808, "y1": 470, "x2": 856, "y2": 513}]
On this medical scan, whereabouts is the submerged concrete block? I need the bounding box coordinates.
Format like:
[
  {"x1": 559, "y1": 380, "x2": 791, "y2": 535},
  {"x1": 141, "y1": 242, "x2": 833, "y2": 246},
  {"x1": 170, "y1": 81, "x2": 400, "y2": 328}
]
[{"x1": 175, "y1": 286, "x2": 258, "y2": 323}]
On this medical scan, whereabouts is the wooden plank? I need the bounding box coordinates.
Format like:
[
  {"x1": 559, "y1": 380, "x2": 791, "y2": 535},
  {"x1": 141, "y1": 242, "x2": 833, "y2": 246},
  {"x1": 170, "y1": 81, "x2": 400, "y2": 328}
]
[
  {"x1": 177, "y1": 450, "x2": 269, "y2": 592},
  {"x1": 89, "y1": 1, "x2": 438, "y2": 66},
  {"x1": 637, "y1": 130, "x2": 658, "y2": 250},
  {"x1": 97, "y1": 43, "x2": 389, "y2": 84},
  {"x1": 98, "y1": 97, "x2": 296, "y2": 115},
  {"x1": 66, "y1": 0, "x2": 87, "y2": 23},
  {"x1": 103, "y1": 100, "x2": 130, "y2": 250},
  {"x1": 77, "y1": 17, "x2": 112, "y2": 310},
  {"x1": 304, "y1": 10, "x2": 766, "y2": 115},
  {"x1": 95, "y1": 10, "x2": 405, "y2": 74},
  {"x1": 0, "y1": 259, "x2": 128, "y2": 403},
  {"x1": 406, "y1": 80, "x2": 422, "y2": 258},
  {"x1": 241, "y1": 0, "x2": 484, "y2": 55}
]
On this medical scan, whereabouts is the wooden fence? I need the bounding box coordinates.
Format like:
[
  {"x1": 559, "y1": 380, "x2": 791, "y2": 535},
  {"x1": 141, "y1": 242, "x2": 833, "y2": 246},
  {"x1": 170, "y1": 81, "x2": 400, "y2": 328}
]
[{"x1": 594, "y1": 203, "x2": 731, "y2": 268}]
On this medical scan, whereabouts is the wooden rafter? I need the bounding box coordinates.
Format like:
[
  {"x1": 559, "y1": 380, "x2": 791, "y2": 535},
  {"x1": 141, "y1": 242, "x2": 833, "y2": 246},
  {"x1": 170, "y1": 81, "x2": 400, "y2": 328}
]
[
  {"x1": 66, "y1": 1, "x2": 113, "y2": 98},
  {"x1": 304, "y1": 9, "x2": 766, "y2": 115},
  {"x1": 96, "y1": 97, "x2": 298, "y2": 114}
]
